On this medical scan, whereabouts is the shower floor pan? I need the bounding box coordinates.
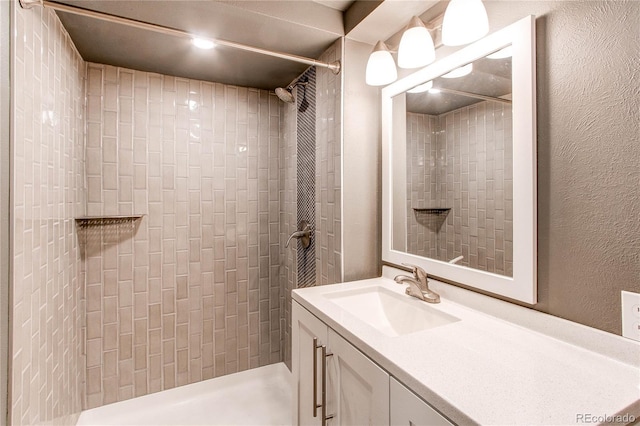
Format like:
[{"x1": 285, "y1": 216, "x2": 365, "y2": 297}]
[{"x1": 77, "y1": 363, "x2": 292, "y2": 425}]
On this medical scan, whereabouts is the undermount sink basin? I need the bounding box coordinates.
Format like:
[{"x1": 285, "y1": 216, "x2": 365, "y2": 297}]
[{"x1": 324, "y1": 286, "x2": 460, "y2": 337}]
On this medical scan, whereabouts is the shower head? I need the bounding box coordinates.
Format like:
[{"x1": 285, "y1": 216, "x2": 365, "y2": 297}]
[
  {"x1": 275, "y1": 87, "x2": 295, "y2": 103},
  {"x1": 275, "y1": 80, "x2": 308, "y2": 104}
]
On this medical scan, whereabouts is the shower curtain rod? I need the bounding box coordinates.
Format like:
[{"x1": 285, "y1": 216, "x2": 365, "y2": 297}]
[
  {"x1": 436, "y1": 88, "x2": 512, "y2": 105},
  {"x1": 18, "y1": 0, "x2": 342, "y2": 75}
]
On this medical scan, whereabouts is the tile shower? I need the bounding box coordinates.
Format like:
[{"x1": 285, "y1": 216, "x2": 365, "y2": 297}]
[
  {"x1": 11, "y1": 5, "x2": 85, "y2": 424},
  {"x1": 83, "y1": 64, "x2": 284, "y2": 407},
  {"x1": 406, "y1": 101, "x2": 513, "y2": 276},
  {"x1": 281, "y1": 40, "x2": 342, "y2": 368},
  {"x1": 10, "y1": 3, "x2": 343, "y2": 424}
]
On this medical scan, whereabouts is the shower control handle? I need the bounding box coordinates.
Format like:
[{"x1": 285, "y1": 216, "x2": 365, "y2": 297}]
[{"x1": 285, "y1": 220, "x2": 312, "y2": 249}]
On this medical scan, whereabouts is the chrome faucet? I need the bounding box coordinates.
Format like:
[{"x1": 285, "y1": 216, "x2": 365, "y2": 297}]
[
  {"x1": 394, "y1": 275, "x2": 426, "y2": 301},
  {"x1": 394, "y1": 263, "x2": 441, "y2": 303}
]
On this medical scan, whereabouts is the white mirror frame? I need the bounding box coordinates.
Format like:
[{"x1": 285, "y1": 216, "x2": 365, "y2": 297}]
[{"x1": 382, "y1": 16, "x2": 537, "y2": 304}]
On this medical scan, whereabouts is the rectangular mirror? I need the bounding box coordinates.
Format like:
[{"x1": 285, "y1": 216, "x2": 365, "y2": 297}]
[
  {"x1": 394, "y1": 49, "x2": 513, "y2": 276},
  {"x1": 382, "y1": 16, "x2": 537, "y2": 304}
]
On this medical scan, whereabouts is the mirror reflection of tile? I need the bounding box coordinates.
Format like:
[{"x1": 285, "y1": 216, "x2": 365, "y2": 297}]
[{"x1": 406, "y1": 100, "x2": 513, "y2": 277}]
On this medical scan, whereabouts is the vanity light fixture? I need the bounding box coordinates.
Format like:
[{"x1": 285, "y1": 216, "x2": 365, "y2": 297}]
[
  {"x1": 441, "y1": 0, "x2": 489, "y2": 46},
  {"x1": 192, "y1": 37, "x2": 215, "y2": 49},
  {"x1": 366, "y1": 15, "x2": 436, "y2": 87},
  {"x1": 442, "y1": 63, "x2": 473, "y2": 78},
  {"x1": 365, "y1": 0, "x2": 490, "y2": 87},
  {"x1": 487, "y1": 45, "x2": 513, "y2": 59},
  {"x1": 365, "y1": 41, "x2": 398, "y2": 86},
  {"x1": 398, "y1": 16, "x2": 436, "y2": 69},
  {"x1": 407, "y1": 80, "x2": 433, "y2": 94}
]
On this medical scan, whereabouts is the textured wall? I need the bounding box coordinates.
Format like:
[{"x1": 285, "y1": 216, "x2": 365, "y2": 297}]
[
  {"x1": 83, "y1": 64, "x2": 283, "y2": 408},
  {"x1": 526, "y1": 1, "x2": 640, "y2": 334},
  {"x1": 11, "y1": 4, "x2": 86, "y2": 424}
]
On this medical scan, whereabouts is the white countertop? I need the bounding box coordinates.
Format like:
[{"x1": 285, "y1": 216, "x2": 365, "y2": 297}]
[{"x1": 292, "y1": 269, "x2": 640, "y2": 425}]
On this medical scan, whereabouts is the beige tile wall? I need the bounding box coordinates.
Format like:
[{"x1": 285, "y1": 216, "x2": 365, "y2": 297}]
[
  {"x1": 406, "y1": 101, "x2": 513, "y2": 275},
  {"x1": 282, "y1": 39, "x2": 343, "y2": 370},
  {"x1": 11, "y1": 4, "x2": 86, "y2": 424},
  {"x1": 83, "y1": 63, "x2": 283, "y2": 408},
  {"x1": 315, "y1": 39, "x2": 343, "y2": 286},
  {"x1": 406, "y1": 112, "x2": 439, "y2": 258},
  {"x1": 11, "y1": 4, "x2": 342, "y2": 415},
  {"x1": 437, "y1": 101, "x2": 513, "y2": 275},
  {"x1": 280, "y1": 95, "x2": 297, "y2": 370}
]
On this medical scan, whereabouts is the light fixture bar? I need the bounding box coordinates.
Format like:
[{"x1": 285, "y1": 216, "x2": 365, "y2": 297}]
[
  {"x1": 425, "y1": 13, "x2": 444, "y2": 31},
  {"x1": 19, "y1": 0, "x2": 341, "y2": 74},
  {"x1": 437, "y1": 87, "x2": 512, "y2": 104}
]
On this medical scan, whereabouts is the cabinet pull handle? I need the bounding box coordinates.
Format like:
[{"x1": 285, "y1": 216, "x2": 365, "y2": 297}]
[
  {"x1": 313, "y1": 338, "x2": 334, "y2": 424},
  {"x1": 313, "y1": 337, "x2": 319, "y2": 418},
  {"x1": 321, "y1": 345, "x2": 334, "y2": 425}
]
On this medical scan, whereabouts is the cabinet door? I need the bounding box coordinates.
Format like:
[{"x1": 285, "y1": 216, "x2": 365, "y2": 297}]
[
  {"x1": 292, "y1": 301, "x2": 329, "y2": 426},
  {"x1": 327, "y1": 329, "x2": 390, "y2": 425},
  {"x1": 390, "y1": 377, "x2": 452, "y2": 426}
]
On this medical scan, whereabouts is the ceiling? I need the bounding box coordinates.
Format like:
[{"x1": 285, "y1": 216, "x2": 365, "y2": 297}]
[
  {"x1": 50, "y1": 0, "x2": 445, "y2": 90},
  {"x1": 406, "y1": 55, "x2": 512, "y2": 116},
  {"x1": 53, "y1": 0, "x2": 356, "y2": 90}
]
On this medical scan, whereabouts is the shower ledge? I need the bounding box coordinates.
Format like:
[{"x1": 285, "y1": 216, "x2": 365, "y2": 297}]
[{"x1": 74, "y1": 215, "x2": 144, "y2": 227}]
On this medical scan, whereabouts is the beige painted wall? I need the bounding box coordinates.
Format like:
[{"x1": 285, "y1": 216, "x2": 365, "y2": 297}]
[
  {"x1": 363, "y1": 1, "x2": 640, "y2": 335},
  {"x1": 342, "y1": 38, "x2": 383, "y2": 281}
]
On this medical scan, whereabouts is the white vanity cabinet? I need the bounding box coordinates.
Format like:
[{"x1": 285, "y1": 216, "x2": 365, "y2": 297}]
[
  {"x1": 327, "y1": 328, "x2": 389, "y2": 425},
  {"x1": 390, "y1": 378, "x2": 452, "y2": 426},
  {"x1": 293, "y1": 301, "x2": 388, "y2": 425},
  {"x1": 293, "y1": 300, "x2": 451, "y2": 426},
  {"x1": 292, "y1": 300, "x2": 328, "y2": 426}
]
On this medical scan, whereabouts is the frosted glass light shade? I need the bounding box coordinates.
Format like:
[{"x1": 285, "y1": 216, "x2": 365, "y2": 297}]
[
  {"x1": 407, "y1": 81, "x2": 433, "y2": 94},
  {"x1": 398, "y1": 16, "x2": 435, "y2": 69},
  {"x1": 442, "y1": 0, "x2": 489, "y2": 46},
  {"x1": 366, "y1": 41, "x2": 398, "y2": 86}
]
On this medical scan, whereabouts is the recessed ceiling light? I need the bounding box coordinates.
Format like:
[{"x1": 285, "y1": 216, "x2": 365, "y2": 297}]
[
  {"x1": 192, "y1": 38, "x2": 215, "y2": 50},
  {"x1": 428, "y1": 88, "x2": 441, "y2": 94}
]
